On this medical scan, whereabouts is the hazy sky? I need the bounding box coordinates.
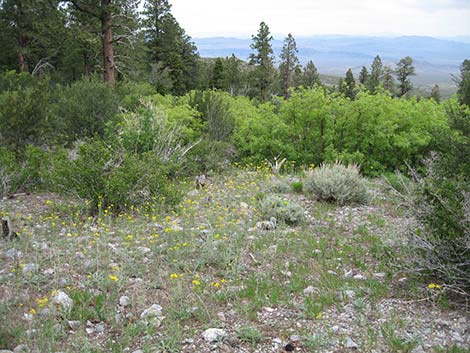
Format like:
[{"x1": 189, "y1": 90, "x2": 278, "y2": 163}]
[{"x1": 169, "y1": 0, "x2": 470, "y2": 38}]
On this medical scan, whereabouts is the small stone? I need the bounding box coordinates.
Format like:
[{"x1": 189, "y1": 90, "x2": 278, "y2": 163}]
[
  {"x1": 344, "y1": 269, "x2": 354, "y2": 278},
  {"x1": 22, "y1": 263, "x2": 39, "y2": 275},
  {"x1": 303, "y1": 286, "x2": 319, "y2": 295},
  {"x1": 119, "y1": 296, "x2": 130, "y2": 307},
  {"x1": 216, "y1": 311, "x2": 226, "y2": 321},
  {"x1": 95, "y1": 322, "x2": 105, "y2": 333},
  {"x1": 53, "y1": 291, "x2": 73, "y2": 312},
  {"x1": 137, "y1": 247, "x2": 151, "y2": 254},
  {"x1": 67, "y1": 320, "x2": 81, "y2": 330},
  {"x1": 398, "y1": 277, "x2": 408, "y2": 283},
  {"x1": 331, "y1": 325, "x2": 340, "y2": 333},
  {"x1": 132, "y1": 350, "x2": 143, "y2": 353},
  {"x1": 290, "y1": 335, "x2": 301, "y2": 342},
  {"x1": 141, "y1": 304, "x2": 163, "y2": 319},
  {"x1": 0, "y1": 350, "x2": 14, "y2": 353},
  {"x1": 182, "y1": 339, "x2": 194, "y2": 344},
  {"x1": 344, "y1": 290, "x2": 356, "y2": 299},
  {"x1": 13, "y1": 345, "x2": 29, "y2": 353},
  {"x1": 353, "y1": 274, "x2": 366, "y2": 280},
  {"x1": 374, "y1": 272, "x2": 386, "y2": 279},
  {"x1": 40, "y1": 242, "x2": 49, "y2": 250},
  {"x1": 5, "y1": 248, "x2": 21, "y2": 259},
  {"x1": 75, "y1": 252, "x2": 85, "y2": 259},
  {"x1": 327, "y1": 270, "x2": 338, "y2": 275},
  {"x1": 43, "y1": 268, "x2": 55, "y2": 275},
  {"x1": 345, "y1": 337, "x2": 359, "y2": 349},
  {"x1": 202, "y1": 328, "x2": 227, "y2": 342}
]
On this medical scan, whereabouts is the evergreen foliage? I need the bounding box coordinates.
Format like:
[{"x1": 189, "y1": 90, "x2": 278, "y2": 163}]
[{"x1": 395, "y1": 56, "x2": 416, "y2": 97}]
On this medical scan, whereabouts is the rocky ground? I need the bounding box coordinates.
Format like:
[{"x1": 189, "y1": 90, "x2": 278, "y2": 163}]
[{"x1": 0, "y1": 170, "x2": 468, "y2": 353}]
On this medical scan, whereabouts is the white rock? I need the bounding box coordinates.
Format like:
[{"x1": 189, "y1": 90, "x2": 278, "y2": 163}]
[
  {"x1": 344, "y1": 290, "x2": 356, "y2": 299},
  {"x1": 303, "y1": 286, "x2": 319, "y2": 295},
  {"x1": 345, "y1": 337, "x2": 359, "y2": 349},
  {"x1": 137, "y1": 247, "x2": 151, "y2": 254},
  {"x1": 0, "y1": 350, "x2": 14, "y2": 353},
  {"x1": 53, "y1": 291, "x2": 73, "y2": 312},
  {"x1": 119, "y1": 296, "x2": 130, "y2": 307},
  {"x1": 22, "y1": 263, "x2": 39, "y2": 275},
  {"x1": 43, "y1": 268, "x2": 55, "y2": 275},
  {"x1": 141, "y1": 304, "x2": 163, "y2": 319},
  {"x1": 95, "y1": 322, "x2": 105, "y2": 333},
  {"x1": 373, "y1": 272, "x2": 386, "y2": 279},
  {"x1": 344, "y1": 269, "x2": 354, "y2": 278},
  {"x1": 132, "y1": 350, "x2": 144, "y2": 353},
  {"x1": 202, "y1": 328, "x2": 227, "y2": 342},
  {"x1": 75, "y1": 252, "x2": 85, "y2": 259},
  {"x1": 353, "y1": 274, "x2": 366, "y2": 280},
  {"x1": 5, "y1": 248, "x2": 22, "y2": 259},
  {"x1": 67, "y1": 321, "x2": 81, "y2": 330}
]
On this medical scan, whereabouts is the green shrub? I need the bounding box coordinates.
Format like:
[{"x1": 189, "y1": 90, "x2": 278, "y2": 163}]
[
  {"x1": 0, "y1": 147, "x2": 19, "y2": 196},
  {"x1": 258, "y1": 194, "x2": 305, "y2": 225},
  {"x1": 52, "y1": 77, "x2": 119, "y2": 142},
  {"x1": 47, "y1": 139, "x2": 180, "y2": 213},
  {"x1": 185, "y1": 139, "x2": 236, "y2": 174},
  {"x1": 0, "y1": 73, "x2": 53, "y2": 149},
  {"x1": 291, "y1": 181, "x2": 303, "y2": 193},
  {"x1": 406, "y1": 104, "x2": 469, "y2": 296},
  {"x1": 304, "y1": 162, "x2": 369, "y2": 205},
  {"x1": 269, "y1": 178, "x2": 291, "y2": 193}
]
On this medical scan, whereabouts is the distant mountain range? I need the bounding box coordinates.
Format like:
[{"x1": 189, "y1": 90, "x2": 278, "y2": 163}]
[{"x1": 194, "y1": 35, "x2": 470, "y2": 94}]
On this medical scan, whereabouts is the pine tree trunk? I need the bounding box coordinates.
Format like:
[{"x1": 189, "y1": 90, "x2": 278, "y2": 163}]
[{"x1": 101, "y1": 0, "x2": 115, "y2": 86}]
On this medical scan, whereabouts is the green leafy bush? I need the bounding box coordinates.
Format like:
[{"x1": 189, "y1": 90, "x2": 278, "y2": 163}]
[
  {"x1": 46, "y1": 139, "x2": 180, "y2": 213},
  {"x1": 304, "y1": 162, "x2": 369, "y2": 205},
  {"x1": 0, "y1": 72, "x2": 53, "y2": 149},
  {"x1": 291, "y1": 181, "x2": 303, "y2": 193},
  {"x1": 258, "y1": 194, "x2": 305, "y2": 225},
  {"x1": 52, "y1": 77, "x2": 119, "y2": 141}
]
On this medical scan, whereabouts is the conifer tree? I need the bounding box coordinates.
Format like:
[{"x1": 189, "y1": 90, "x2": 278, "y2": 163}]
[
  {"x1": 143, "y1": 0, "x2": 199, "y2": 94},
  {"x1": 341, "y1": 68, "x2": 356, "y2": 99},
  {"x1": 368, "y1": 55, "x2": 383, "y2": 93},
  {"x1": 301, "y1": 60, "x2": 321, "y2": 88},
  {"x1": 455, "y1": 59, "x2": 470, "y2": 106},
  {"x1": 209, "y1": 58, "x2": 226, "y2": 90},
  {"x1": 395, "y1": 56, "x2": 416, "y2": 97},
  {"x1": 430, "y1": 84, "x2": 441, "y2": 103},
  {"x1": 358, "y1": 66, "x2": 369, "y2": 86},
  {"x1": 382, "y1": 65, "x2": 395, "y2": 94},
  {"x1": 225, "y1": 54, "x2": 242, "y2": 95},
  {"x1": 279, "y1": 33, "x2": 300, "y2": 99},
  {"x1": 249, "y1": 22, "x2": 275, "y2": 101}
]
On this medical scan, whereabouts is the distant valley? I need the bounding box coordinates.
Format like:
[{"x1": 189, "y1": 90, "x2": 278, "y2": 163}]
[{"x1": 194, "y1": 35, "x2": 470, "y2": 95}]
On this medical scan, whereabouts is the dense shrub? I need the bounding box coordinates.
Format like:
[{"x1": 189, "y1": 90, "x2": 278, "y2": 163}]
[
  {"x1": 52, "y1": 77, "x2": 119, "y2": 141},
  {"x1": 304, "y1": 162, "x2": 369, "y2": 205},
  {"x1": 0, "y1": 72, "x2": 53, "y2": 149},
  {"x1": 46, "y1": 139, "x2": 181, "y2": 213},
  {"x1": 406, "y1": 103, "x2": 470, "y2": 296},
  {"x1": 258, "y1": 194, "x2": 305, "y2": 225}
]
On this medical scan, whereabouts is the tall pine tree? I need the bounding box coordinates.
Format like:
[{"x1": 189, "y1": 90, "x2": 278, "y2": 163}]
[
  {"x1": 395, "y1": 56, "x2": 415, "y2": 97},
  {"x1": 301, "y1": 60, "x2": 321, "y2": 88},
  {"x1": 358, "y1": 66, "x2": 369, "y2": 86},
  {"x1": 249, "y1": 22, "x2": 275, "y2": 101},
  {"x1": 279, "y1": 33, "x2": 300, "y2": 99},
  {"x1": 368, "y1": 55, "x2": 383, "y2": 93}
]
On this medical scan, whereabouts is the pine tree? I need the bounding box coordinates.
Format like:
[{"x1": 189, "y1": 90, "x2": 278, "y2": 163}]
[
  {"x1": 358, "y1": 66, "x2": 369, "y2": 86},
  {"x1": 368, "y1": 55, "x2": 383, "y2": 93},
  {"x1": 454, "y1": 59, "x2": 470, "y2": 106},
  {"x1": 279, "y1": 33, "x2": 300, "y2": 99},
  {"x1": 430, "y1": 84, "x2": 441, "y2": 103},
  {"x1": 395, "y1": 56, "x2": 416, "y2": 97},
  {"x1": 0, "y1": 0, "x2": 65, "y2": 73},
  {"x1": 143, "y1": 0, "x2": 199, "y2": 94},
  {"x1": 209, "y1": 58, "x2": 226, "y2": 90},
  {"x1": 382, "y1": 65, "x2": 395, "y2": 94},
  {"x1": 301, "y1": 60, "x2": 321, "y2": 88},
  {"x1": 225, "y1": 54, "x2": 242, "y2": 95},
  {"x1": 68, "y1": 0, "x2": 140, "y2": 86},
  {"x1": 249, "y1": 22, "x2": 275, "y2": 101},
  {"x1": 341, "y1": 68, "x2": 356, "y2": 99}
]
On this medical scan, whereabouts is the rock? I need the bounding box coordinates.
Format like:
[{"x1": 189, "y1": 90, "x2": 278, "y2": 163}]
[
  {"x1": 345, "y1": 337, "x2": 358, "y2": 349},
  {"x1": 13, "y1": 345, "x2": 29, "y2": 353},
  {"x1": 40, "y1": 242, "x2": 49, "y2": 251},
  {"x1": 137, "y1": 247, "x2": 151, "y2": 254},
  {"x1": 75, "y1": 252, "x2": 85, "y2": 260},
  {"x1": 327, "y1": 270, "x2": 338, "y2": 275},
  {"x1": 353, "y1": 274, "x2": 366, "y2": 280},
  {"x1": 132, "y1": 350, "x2": 143, "y2": 353},
  {"x1": 140, "y1": 304, "x2": 164, "y2": 326},
  {"x1": 0, "y1": 350, "x2": 14, "y2": 353},
  {"x1": 43, "y1": 268, "x2": 55, "y2": 275},
  {"x1": 202, "y1": 328, "x2": 227, "y2": 342},
  {"x1": 5, "y1": 248, "x2": 22, "y2": 259},
  {"x1": 344, "y1": 269, "x2": 354, "y2": 278},
  {"x1": 53, "y1": 291, "x2": 73, "y2": 312},
  {"x1": 119, "y1": 296, "x2": 130, "y2": 307},
  {"x1": 182, "y1": 339, "x2": 194, "y2": 344},
  {"x1": 95, "y1": 322, "x2": 105, "y2": 333},
  {"x1": 22, "y1": 263, "x2": 39, "y2": 275},
  {"x1": 373, "y1": 272, "x2": 386, "y2": 279},
  {"x1": 216, "y1": 311, "x2": 226, "y2": 321},
  {"x1": 67, "y1": 321, "x2": 81, "y2": 330},
  {"x1": 290, "y1": 335, "x2": 301, "y2": 342},
  {"x1": 344, "y1": 290, "x2": 356, "y2": 299},
  {"x1": 303, "y1": 286, "x2": 319, "y2": 295}
]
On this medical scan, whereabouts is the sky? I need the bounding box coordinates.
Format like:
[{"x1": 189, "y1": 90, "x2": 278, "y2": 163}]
[{"x1": 169, "y1": 0, "x2": 470, "y2": 38}]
